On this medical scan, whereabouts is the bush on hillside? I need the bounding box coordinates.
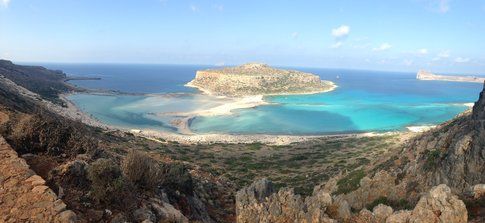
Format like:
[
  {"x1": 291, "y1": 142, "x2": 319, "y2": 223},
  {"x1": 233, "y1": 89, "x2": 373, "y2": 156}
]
[
  {"x1": 87, "y1": 158, "x2": 128, "y2": 204},
  {"x1": 122, "y1": 150, "x2": 161, "y2": 190}
]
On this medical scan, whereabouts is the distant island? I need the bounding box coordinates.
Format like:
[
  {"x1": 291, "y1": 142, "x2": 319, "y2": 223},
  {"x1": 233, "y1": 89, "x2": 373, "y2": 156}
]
[
  {"x1": 186, "y1": 63, "x2": 336, "y2": 97},
  {"x1": 417, "y1": 70, "x2": 485, "y2": 83}
]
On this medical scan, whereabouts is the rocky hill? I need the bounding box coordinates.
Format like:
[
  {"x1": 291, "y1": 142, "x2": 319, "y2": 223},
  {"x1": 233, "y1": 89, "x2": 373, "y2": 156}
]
[
  {"x1": 236, "y1": 83, "x2": 485, "y2": 222},
  {"x1": 0, "y1": 60, "x2": 73, "y2": 105},
  {"x1": 417, "y1": 70, "x2": 485, "y2": 83},
  {"x1": 186, "y1": 63, "x2": 336, "y2": 96}
]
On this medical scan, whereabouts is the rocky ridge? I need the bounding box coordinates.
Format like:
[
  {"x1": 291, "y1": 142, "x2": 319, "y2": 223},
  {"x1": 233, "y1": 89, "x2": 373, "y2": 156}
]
[{"x1": 186, "y1": 63, "x2": 335, "y2": 96}]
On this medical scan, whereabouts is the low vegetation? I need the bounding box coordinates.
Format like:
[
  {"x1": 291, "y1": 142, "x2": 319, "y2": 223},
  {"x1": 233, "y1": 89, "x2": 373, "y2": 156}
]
[
  {"x1": 335, "y1": 169, "x2": 366, "y2": 195},
  {"x1": 87, "y1": 158, "x2": 131, "y2": 205},
  {"x1": 122, "y1": 150, "x2": 161, "y2": 190}
]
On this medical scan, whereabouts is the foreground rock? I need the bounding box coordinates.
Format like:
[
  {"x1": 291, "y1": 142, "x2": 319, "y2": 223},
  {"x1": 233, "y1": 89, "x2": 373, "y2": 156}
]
[
  {"x1": 236, "y1": 179, "x2": 467, "y2": 223},
  {"x1": 186, "y1": 63, "x2": 336, "y2": 97},
  {"x1": 0, "y1": 136, "x2": 76, "y2": 223}
]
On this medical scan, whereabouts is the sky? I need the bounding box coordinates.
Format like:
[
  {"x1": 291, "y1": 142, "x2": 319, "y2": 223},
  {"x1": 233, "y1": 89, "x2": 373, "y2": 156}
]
[{"x1": 1, "y1": 0, "x2": 485, "y2": 74}]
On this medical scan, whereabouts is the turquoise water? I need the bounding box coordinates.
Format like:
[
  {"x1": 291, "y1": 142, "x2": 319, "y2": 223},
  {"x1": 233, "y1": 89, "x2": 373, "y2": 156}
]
[{"x1": 44, "y1": 64, "x2": 483, "y2": 135}]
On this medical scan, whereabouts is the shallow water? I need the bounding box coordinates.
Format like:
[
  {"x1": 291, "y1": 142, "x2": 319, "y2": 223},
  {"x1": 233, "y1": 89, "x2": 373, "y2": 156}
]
[{"x1": 45, "y1": 63, "x2": 482, "y2": 135}]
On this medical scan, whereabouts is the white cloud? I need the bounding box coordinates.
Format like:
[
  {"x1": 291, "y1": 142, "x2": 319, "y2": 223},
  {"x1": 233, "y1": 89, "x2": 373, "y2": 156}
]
[
  {"x1": 425, "y1": 0, "x2": 451, "y2": 13},
  {"x1": 330, "y1": 25, "x2": 349, "y2": 49},
  {"x1": 438, "y1": 50, "x2": 450, "y2": 58},
  {"x1": 330, "y1": 41, "x2": 343, "y2": 49},
  {"x1": 189, "y1": 4, "x2": 199, "y2": 12},
  {"x1": 291, "y1": 32, "x2": 299, "y2": 39},
  {"x1": 1, "y1": 0, "x2": 10, "y2": 7},
  {"x1": 373, "y1": 43, "x2": 392, "y2": 51},
  {"x1": 432, "y1": 50, "x2": 450, "y2": 61},
  {"x1": 331, "y1": 25, "x2": 350, "y2": 38},
  {"x1": 454, "y1": 57, "x2": 470, "y2": 63},
  {"x1": 213, "y1": 4, "x2": 223, "y2": 11},
  {"x1": 417, "y1": 48, "x2": 428, "y2": 55},
  {"x1": 438, "y1": 0, "x2": 450, "y2": 13},
  {"x1": 404, "y1": 59, "x2": 414, "y2": 66}
]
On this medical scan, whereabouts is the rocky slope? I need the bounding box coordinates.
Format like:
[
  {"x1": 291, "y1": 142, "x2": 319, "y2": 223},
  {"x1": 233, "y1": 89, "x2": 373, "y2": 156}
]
[
  {"x1": 236, "y1": 179, "x2": 468, "y2": 223},
  {"x1": 0, "y1": 60, "x2": 235, "y2": 222},
  {"x1": 236, "y1": 83, "x2": 485, "y2": 222},
  {"x1": 186, "y1": 63, "x2": 335, "y2": 96},
  {"x1": 417, "y1": 70, "x2": 485, "y2": 83}
]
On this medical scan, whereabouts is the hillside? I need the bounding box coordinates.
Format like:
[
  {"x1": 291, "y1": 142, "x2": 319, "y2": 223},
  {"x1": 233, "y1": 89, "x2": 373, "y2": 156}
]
[
  {"x1": 0, "y1": 60, "x2": 236, "y2": 222},
  {"x1": 186, "y1": 63, "x2": 336, "y2": 96},
  {"x1": 236, "y1": 84, "x2": 485, "y2": 222},
  {"x1": 0, "y1": 60, "x2": 74, "y2": 105}
]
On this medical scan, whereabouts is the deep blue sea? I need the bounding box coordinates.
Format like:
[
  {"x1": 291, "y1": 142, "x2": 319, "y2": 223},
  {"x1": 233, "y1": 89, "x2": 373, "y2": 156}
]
[{"x1": 41, "y1": 63, "x2": 483, "y2": 135}]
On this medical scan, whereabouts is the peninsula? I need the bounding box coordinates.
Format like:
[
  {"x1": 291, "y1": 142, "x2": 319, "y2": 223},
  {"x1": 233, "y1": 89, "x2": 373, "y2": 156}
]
[
  {"x1": 417, "y1": 69, "x2": 485, "y2": 83},
  {"x1": 186, "y1": 63, "x2": 336, "y2": 97}
]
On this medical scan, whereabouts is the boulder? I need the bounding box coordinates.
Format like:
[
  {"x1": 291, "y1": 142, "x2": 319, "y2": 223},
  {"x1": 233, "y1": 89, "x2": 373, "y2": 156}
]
[
  {"x1": 409, "y1": 184, "x2": 467, "y2": 223},
  {"x1": 372, "y1": 204, "x2": 393, "y2": 223}
]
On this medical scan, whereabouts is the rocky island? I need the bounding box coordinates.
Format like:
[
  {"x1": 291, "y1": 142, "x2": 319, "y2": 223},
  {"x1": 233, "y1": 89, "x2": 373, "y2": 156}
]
[
  {"x1": 186, "y1": 63, "x2": 336, "y2": 97},
  {"x1": 417, "y1": 69, "x2": 485, "y2": 83}
]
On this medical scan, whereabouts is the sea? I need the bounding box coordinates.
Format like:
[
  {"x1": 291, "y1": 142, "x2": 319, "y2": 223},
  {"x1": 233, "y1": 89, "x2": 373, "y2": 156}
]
[{"x1": 39, "y1": 63, "x2": 483, "y2": 135}]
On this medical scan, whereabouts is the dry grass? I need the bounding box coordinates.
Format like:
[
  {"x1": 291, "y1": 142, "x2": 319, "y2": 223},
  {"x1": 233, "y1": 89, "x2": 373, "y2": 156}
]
[{"x1": 122, "y1": 149, "x2": 161, "y2": 190}]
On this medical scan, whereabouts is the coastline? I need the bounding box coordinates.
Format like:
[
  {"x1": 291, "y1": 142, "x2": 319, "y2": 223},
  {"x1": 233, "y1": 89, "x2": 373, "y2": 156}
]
[
  {"x1": 53, "y1": 90, "x2": 474, "y2": 145},
  {"x1": 56, "y1": 91, "x2": 410, "y2": 145},
  {"x1": 130, "y1": 129, "x2": 403, "y2": 145},
  {"x1": 51, "y1": 78, "x2": 474, "y2": 145},
  {"x1": 185, "y1": 80, "x2": 338, "y2": 97}
]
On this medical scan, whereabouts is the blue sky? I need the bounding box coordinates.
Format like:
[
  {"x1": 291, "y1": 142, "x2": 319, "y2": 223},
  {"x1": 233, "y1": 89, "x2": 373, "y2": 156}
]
[{"x1": 1, "y1": 0, "x2": 484, "y2": 73}]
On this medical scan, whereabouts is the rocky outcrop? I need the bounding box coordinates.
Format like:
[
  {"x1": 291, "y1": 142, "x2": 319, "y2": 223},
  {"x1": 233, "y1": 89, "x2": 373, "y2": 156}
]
[
  {"x1": 236, "y1": 180, "x2": 467, "y2": 223},
  {"x1": 407, "y1": 184, "x2": 467, "y2": 223},
  {"x1": 186, "y1": 63, "x2": 335, "y2": 96},
  {"x1": 0, "y1": 135, "x2": 76, "y2": 222},
  {"x1": 417, "y1": 70, "x2": 485, "y2": 83},
  {"x1": 395, "y1": 82, "x2": 485, "y2": 196},
  {"x1": 236, "y1": 179, "x2": 336, "y2": 223}
]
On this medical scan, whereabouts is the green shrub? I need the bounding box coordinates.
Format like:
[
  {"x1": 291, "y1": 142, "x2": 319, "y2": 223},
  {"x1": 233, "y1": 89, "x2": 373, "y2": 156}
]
[
  {"x1": 335, "y1": 169, "x2": 366, "y2": 195},
  {"x1": 87, "y1": 158, "x2": 128, "y2": 204},
  {"x1": 423, "y1": 149, "x2": 441, "y2": 170},
  {"x1": 367, "y1": 196, "x2": 389, "y2": 210},
  {"x1": 160, "y1": 163, "x2": 193, "y2": 195},
  {"x1": 248, "y1": 142, "x2": 263, "y2": 150},
  {"x1": 367, "y1": 197, "x2": 412, "y2": 211}
]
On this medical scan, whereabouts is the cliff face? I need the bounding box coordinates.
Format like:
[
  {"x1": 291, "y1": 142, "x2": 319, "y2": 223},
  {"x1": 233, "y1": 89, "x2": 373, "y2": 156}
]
[{"x1": 187, "y1": 63, "x2": 335, "y2": 96}]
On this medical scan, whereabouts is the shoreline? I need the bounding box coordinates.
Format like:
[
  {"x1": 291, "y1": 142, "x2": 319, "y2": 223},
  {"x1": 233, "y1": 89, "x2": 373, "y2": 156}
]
[
  {"x1": 184, "y1": 80, "x2": 338, "y2": 97},
  {"x1": 129, "y1": 128, "x2": 404, "y2": 145},
  {"x1": 54, "y1": 91, "x2": 473, "y2": 145},
  {"x1": 56, "y1": 92, "x2": 407, "y2": 145}
]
